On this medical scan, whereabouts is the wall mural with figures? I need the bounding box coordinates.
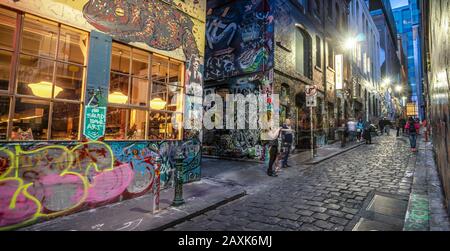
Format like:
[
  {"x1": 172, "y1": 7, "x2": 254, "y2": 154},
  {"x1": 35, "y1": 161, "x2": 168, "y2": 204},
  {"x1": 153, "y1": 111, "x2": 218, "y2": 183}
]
[
  {"x1": 205, "y1": 0, "x2": 274, "y2": 81},
  {"x1": 0, "y1": 140, "x2": 201, "y2": 230}
]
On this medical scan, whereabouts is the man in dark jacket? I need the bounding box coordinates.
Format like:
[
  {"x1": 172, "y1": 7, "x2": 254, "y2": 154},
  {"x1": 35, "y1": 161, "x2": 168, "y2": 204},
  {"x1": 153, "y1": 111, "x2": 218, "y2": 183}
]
[{"x1": 281, "y1": 119, "x2": 294, "y2": 168}]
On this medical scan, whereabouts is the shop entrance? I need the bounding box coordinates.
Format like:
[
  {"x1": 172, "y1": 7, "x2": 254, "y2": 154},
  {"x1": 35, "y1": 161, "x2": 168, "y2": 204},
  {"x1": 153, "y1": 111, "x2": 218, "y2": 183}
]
[{"x1": 295, "y1": 92, "x2": 311, "y2": 151}]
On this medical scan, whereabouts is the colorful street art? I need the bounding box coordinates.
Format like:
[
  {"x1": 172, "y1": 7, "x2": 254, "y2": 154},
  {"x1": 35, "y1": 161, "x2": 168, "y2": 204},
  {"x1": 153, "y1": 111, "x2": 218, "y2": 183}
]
[
  {"x1": 202, "y1": 71, "x2": 273, "y2": 160},
  {"x1": 0, "y1": 140, "x2": 201, "y2": 230},
  {"x1": 205, "y1": 0, "x2": 274, "y2": 80}
]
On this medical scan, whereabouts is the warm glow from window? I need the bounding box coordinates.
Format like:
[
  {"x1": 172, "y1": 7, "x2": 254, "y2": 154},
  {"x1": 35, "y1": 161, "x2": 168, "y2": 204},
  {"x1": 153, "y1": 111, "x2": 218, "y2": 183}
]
[
  {"x1": 150, "y1": 97, "x2": 167, "y2": 110},
  {"x1": 109, "y1": 91, "x2": 128, "y2": 104},
  {"x1": 28, "y1": 81, "x2": 63, "y2": 98}
]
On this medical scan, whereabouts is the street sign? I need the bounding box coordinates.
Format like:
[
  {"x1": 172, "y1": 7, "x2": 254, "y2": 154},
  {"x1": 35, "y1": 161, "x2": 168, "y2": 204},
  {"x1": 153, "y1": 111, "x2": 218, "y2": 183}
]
[
  {"x1": 305, "y1": 85, "x2": 317, "y2": 97},
  {"x1": 83, "y1": 106, "x2": 107, "y2": 141},
  {"x1": 305, "y1": 85, "x2": 317, "y2": 107}
]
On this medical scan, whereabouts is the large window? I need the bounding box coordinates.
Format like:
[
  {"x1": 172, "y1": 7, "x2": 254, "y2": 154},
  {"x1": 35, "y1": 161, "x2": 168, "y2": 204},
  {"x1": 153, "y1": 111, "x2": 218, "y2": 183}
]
[
  {"x1": 105, "y1": 42, "x2": 184, "y2": 141},
  {"x1": 295, "y1": 29, "x2": 312, "y2": 78},
  {"x1": 0, "y1": 8, "x2": 87, "y2": 141}
]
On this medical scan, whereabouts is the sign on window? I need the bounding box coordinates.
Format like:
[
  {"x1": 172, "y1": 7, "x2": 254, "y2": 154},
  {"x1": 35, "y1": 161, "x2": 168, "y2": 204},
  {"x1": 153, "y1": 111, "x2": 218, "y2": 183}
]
[{"x1": 83, "y1": 106, "x2": 107, "y2": 141}]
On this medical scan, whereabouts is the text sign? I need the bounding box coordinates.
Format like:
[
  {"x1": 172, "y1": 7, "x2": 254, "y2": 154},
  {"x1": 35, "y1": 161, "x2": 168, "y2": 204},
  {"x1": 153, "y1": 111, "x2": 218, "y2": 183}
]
[{"x1": 83, "y1": 106, "x2": 107, "y2": 141}]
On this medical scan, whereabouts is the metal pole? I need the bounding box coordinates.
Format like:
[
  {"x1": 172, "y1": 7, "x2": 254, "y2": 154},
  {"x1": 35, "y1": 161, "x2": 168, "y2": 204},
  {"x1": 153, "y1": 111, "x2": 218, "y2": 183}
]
[
  {"x1": 310, "y1": 106, "x2": 314, "y2": 159},
  {"x1": 172, "y1": 152, "x2": 185, "y2": 207},
  {"x1": 152, "y1": 156, "x2": 161, "y2": 214}
]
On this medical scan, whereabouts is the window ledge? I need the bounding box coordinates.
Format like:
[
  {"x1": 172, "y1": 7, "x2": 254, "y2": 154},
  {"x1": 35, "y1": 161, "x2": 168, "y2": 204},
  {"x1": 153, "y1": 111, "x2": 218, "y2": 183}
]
[
  {"x1": 327, "y1": 66, "x2": 335, "y2": 73},
  {"x1": 315, "y1": 66, "x2": 323, "y2": 72}
]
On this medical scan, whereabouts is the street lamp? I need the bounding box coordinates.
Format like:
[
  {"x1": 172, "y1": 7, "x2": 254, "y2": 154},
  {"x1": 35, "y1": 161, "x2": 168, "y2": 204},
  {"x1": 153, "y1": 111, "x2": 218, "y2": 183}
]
[
  {"x1": 343, "y1": 37, "x2": 358, "y2": 50},
  {"x1": 395, "y1": 85, "x2": 403, "y2": 93}
]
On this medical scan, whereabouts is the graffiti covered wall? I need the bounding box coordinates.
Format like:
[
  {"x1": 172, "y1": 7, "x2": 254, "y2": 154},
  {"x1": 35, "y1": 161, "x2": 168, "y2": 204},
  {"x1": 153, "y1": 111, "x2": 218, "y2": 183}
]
[
  {"x1": 205, "y1": 0, "x2": 274, "y2": 81},
  {"x1": 203, "y1": 71, "x2": 273, "y2": 160},
  {"x1": 203, "y1": 0, "x2": 274, "y2": 160},
  {"x1": 0, "y1": 139, "x2": 201, "y2": 230}
]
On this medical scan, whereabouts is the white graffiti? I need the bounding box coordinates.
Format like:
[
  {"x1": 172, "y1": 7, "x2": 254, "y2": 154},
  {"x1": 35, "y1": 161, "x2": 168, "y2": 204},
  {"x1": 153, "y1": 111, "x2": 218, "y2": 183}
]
[{"x1": 206, "y1": 18, "x2": 237, "y2": 50}]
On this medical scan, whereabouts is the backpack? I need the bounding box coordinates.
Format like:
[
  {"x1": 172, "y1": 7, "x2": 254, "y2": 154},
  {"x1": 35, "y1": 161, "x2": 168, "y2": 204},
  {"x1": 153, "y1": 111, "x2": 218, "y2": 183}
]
[{"x1": 408, "y1": 122, "x2": 417, "y2": 134}]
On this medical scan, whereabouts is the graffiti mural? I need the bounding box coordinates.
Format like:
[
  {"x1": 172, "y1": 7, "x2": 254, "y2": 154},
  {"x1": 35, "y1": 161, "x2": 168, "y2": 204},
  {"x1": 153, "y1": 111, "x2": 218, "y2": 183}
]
[
  {"x1": 203, "y1": 72, "x2": 274, "y2": 160},
  {"x1": 0, "y1": 140, "x2": 201, "y2": 230},
  {"x1": 205, "y1": 0, "x2": 274, "y2": 80}
]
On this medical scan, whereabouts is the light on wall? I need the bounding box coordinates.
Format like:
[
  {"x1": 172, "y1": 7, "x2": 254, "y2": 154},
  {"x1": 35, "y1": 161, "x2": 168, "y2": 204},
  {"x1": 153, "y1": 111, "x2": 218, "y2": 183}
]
[
  {"x1": 150, "y1": 98, "x2": 167, "y2": 110},
  {"x1": 28, "y1": 81, "x2": 63, "y2": 98},
  {"x1": 109, "y1": 91, "x2": 128, "y2": 104}
]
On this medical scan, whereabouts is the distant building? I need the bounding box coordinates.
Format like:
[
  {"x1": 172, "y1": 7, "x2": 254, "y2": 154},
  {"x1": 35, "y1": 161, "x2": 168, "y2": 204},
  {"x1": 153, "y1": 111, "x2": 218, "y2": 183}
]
[{"x1": 393, "y1": 1, "x2": 424, "y2": 119}]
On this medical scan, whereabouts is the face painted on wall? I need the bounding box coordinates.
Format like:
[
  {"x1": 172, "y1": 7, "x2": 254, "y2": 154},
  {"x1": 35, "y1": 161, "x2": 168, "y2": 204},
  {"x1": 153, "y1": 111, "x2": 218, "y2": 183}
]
[{"x1": 83, "y1": 0, "x2": 140, "y2": 33}]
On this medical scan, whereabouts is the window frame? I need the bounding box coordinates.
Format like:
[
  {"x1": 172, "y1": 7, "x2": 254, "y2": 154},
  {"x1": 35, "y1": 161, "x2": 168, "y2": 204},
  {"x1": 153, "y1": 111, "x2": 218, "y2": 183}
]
[
  {"x1": 106, "y1": 41, "x2": 185, "y2": 141},
  {"x1": 0, "y1": 9, "x2": 87, "y2": 141}
]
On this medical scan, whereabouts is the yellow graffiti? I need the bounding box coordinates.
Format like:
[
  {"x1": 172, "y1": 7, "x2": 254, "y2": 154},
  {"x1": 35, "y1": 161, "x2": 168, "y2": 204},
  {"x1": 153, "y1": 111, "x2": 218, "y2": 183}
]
[{"x1": 0, "y1": 141, "x2": 116, "y2": 231}]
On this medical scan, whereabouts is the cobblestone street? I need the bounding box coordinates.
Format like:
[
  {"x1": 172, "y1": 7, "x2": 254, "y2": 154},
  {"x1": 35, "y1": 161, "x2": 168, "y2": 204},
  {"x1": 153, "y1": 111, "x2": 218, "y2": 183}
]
[{"x1": 168, "y1": 136, "x2": 430, "y2": 231}]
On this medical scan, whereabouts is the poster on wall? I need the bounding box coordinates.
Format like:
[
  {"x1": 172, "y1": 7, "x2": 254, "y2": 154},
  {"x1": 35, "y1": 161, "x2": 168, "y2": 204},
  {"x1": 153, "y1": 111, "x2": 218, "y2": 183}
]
[
  {"x1": 83, "y1": 106, "x2": 106, "y2": 141},
  {"x1": 335, "y1": 54, "x2": 344, "y2": 90}
]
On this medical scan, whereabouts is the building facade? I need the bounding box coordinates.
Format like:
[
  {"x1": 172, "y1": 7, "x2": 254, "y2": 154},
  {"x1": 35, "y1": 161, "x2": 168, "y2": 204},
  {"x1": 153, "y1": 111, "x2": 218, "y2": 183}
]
[
  {"x1": 393, "y1": 1, "x2": 424, "y2": 119},
  {"x1": 0, "y1": 0, "x2": 205, "y2": 230},
  {"x1": 421, "y1": 0, "x2": 450, "y2": 214},
  {"x1": 348, "y1": 0, "x2": 382, "y2": 122},
  {"x1": 202, "y1": 0, "x2": 355, "y2": 160},
  {"x1": 367, "y1": 0, "x2": 405, "y2": 120}
]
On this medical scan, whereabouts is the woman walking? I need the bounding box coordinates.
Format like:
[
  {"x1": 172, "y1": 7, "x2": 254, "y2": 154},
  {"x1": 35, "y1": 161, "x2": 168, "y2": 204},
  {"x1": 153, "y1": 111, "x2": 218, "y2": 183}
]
[
  {"x1": 405, "y1": 117, "x2": 421, "y2": 152},
  {"x1": 356, "y1": 118, "x2": 364, "y2": 142}
]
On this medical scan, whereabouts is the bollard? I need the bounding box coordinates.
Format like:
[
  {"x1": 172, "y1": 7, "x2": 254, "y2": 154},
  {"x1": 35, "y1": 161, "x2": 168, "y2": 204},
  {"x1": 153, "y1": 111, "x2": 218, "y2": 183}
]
[
  {"x1": 152, "y1": 156, "x2": 161, "y2": 214},
  {"x1": 172, "y1": 152, "x2": 185, "y2": 207}
]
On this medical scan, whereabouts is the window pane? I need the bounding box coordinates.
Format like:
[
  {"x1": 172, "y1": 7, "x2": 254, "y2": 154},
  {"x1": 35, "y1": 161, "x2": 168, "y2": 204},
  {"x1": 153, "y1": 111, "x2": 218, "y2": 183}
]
[
  {"x1": 51, "y1": 102, "x2": 80, "y2": 140},
  {"x1": 167, "y1": 84, "x2": 183, "y2": 112},
  {"x1": 150, "y1": 82, "x2": 167, "y2": 110},
  {"x1": 0, "y1": 96, "x2": 9, "y2": 140},
  {"x1": 105, "y1": 107, "x2": 127, "y2": 140},
  {"x1": 131, "y1": 77, "x2": 148, "y2": 106},
  {"x1": 131, "y1": 49, "x2": 149, "y2": 77},
  {"x1": 151, "y1": 54, "x2": 168, "y2": 83},
  {"x1": 17, "y1": 55, "x2": 55, "y2": 98},
  {"x1": 109, "y1": 73, "x2": 129, "y2": 104},
  {"x1": 166, "y1": 112, "x2": 182, "y2": 140},
  {"x1": 54, "y1": 62, "x2": 84, "y2": 100},
  {"x1": 127, "y1": 109, "x2": 146, "y2": 140},
  {"x1": 21, "y1": 15, "x2": 58, "y2": 59},
  {"x1": 0, "y1": 8, "x2": 16, "y2": 50},
  {"x1": 169, "y1": 60, "x2": 183, "y2": 86},
  {"x1": 148, "y1": 111, "x2": 167, "y2": 140},
  {"x1": 13, "y1": 98, "x2": 49, "y2": 140},
  {"x1": 58, "y1": 25, "x2": 88, "y2": 65},
  {"x1": 0, "y1": 50, "x2": 12, "y2": 90},
  {"x1": 111, "y1": 43, "x2": 130, "y2": 74}
]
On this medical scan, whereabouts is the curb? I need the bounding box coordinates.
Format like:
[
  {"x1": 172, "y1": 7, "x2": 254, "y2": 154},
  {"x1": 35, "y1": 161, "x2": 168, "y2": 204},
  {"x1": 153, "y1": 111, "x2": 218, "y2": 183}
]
[
  {"x1": 149, "y1": 190, "x2": 247, "y2": 231},
  {"x1": 303, "y1": 142, "x2": 365, "y2": 165}
]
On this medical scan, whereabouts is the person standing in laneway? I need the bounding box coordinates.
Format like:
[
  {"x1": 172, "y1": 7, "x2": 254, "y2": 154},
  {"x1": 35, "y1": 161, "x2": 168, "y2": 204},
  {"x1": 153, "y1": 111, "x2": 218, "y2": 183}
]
[
  {"x1": 261, "y1": 114, "x2": 282, "y2": 177},
  {"x1": 281, "y1": 119, "x2": 294, "y2": 168},
  {"x1": 347, "y1": 118, "x2": 357, "y2": 142},
  {"x1": 405, "y1": 117, "x2": 421, "y2": 152},
  {"x1": 396, "y1": 116, "x2": 402, "y2": 137},
  {"x1": 356, "y1": 118, "x2": 364, "y2": 142},
  {"x1": 379, "y1": 118, "x2": 385, "y2": 136}
]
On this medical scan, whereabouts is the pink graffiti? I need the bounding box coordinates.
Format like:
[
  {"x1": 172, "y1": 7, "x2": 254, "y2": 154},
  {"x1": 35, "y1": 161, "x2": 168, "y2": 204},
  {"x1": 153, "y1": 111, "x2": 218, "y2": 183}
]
[
  {"x1": 0, "y1": 179, "x2": 39, "y2": 228},
  {"x1": 86, "y1": 164, "x2": 134, "y2": 204}
]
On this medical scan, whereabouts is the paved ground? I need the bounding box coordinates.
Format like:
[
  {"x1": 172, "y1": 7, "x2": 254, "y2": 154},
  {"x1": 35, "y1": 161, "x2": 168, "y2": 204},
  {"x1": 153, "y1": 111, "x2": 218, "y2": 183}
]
[{"x1": 168, "y1": 135, "x2": 447, "y2": 231}]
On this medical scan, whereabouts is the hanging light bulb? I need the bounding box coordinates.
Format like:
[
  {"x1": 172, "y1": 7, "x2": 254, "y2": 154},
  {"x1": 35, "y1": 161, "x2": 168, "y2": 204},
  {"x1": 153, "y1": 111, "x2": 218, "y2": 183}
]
[
  {"x1": 150, "y1": 97, "x2": 167, "y2": 110},
  {"x1": 28, "y1": 81, "x2": 63, "y2": 98},
  {"x1": 109, "y1": 91, "x2": 128, "y2": 104}
]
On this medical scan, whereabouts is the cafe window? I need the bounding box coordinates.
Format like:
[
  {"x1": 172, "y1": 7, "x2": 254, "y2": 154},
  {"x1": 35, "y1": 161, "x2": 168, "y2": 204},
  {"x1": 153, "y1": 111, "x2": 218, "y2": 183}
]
[
  {"x1": 106, "y1": 42, "x2": 184, "y2": 141},
  {"x1": 0, "y1": 8, "x2": 88, "y2": 141}
]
